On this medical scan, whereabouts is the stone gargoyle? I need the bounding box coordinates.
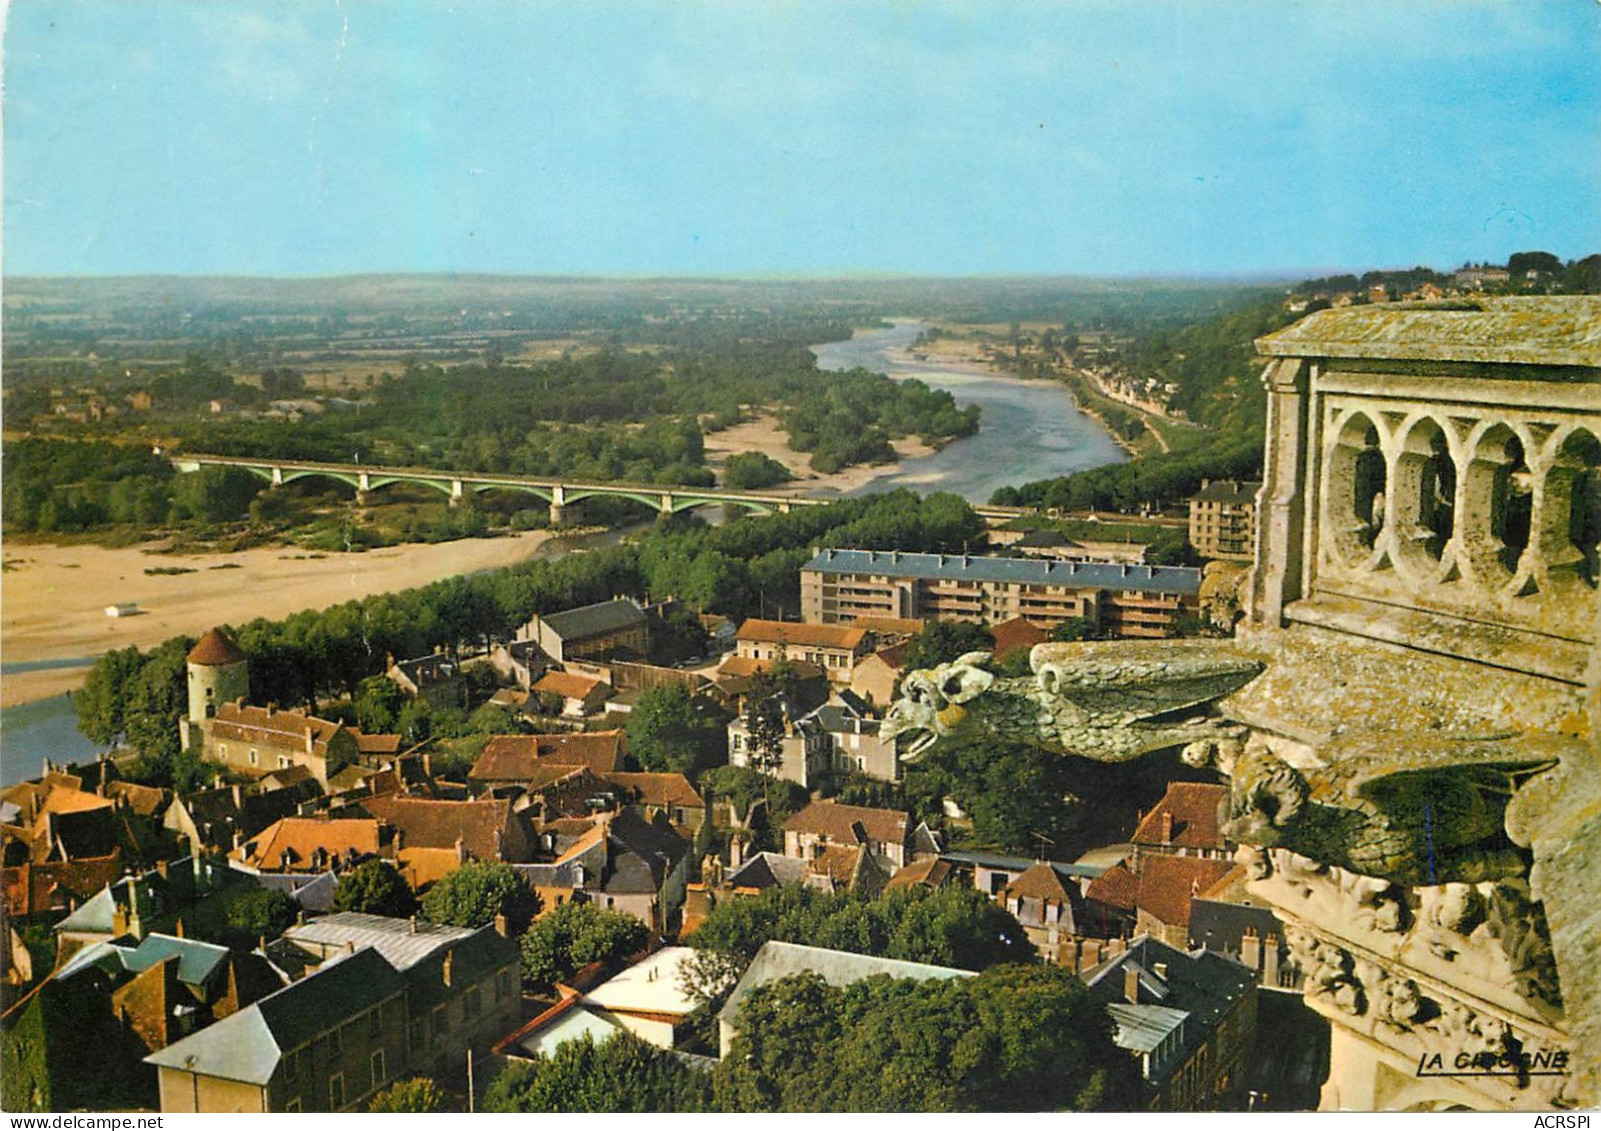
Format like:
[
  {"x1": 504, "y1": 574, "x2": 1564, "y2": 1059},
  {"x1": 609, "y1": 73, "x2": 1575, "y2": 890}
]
[
  {"x1": 1184, "y1": 732, "x2": 1568, "y2": 887},
  {"x1": 880, "y1": 639, "x2": 1265, "y2": 762}
]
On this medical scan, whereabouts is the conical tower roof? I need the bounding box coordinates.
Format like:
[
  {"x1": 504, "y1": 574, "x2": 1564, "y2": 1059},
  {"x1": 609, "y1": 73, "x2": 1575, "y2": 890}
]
[{"x1": 187, "y1": 627, "x2": 246, "y2": 667}]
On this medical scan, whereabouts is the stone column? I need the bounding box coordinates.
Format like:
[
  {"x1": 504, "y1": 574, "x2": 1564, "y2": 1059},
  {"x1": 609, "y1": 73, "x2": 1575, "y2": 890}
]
[
  {"x1": 1249, "y1": 357, "x2": 1314, "y2": 627},
  {"x1": 548, "y1": 485, "x2": 566, "y2": 526}
]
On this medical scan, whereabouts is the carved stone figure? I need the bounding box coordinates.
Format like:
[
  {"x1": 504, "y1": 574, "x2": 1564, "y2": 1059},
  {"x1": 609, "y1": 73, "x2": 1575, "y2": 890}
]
[
  {"x1": 1187, "y1": 734, "x2": 1563, "y2": 888},
  {"x1": 881, "y1": 639, "x2": 1264, "y2": 762}
]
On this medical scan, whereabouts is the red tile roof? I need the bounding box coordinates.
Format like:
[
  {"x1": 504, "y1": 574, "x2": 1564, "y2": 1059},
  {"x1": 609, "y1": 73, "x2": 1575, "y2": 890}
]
[
  {"x1": 1005, "y1": 861, "x2": 1074, "y2": 903},
  {"x1": 736, "y1": 619, "x2": 867, "y2": 650},
  {"x1": 884, "y1": 855, "x2": 959, "y2": 891},
  {"x1": 848, "y1": 616, "x2": 926, "y2": 637},
  {"x1": 364, "y1": 796, "x2": 515, "y2": 860},
  {"x1": 470, "y1": 731, "x2": 626, "y2": 779},
  {"x1": 715, "y1": 656, "x2": 825, "y2": 681},
  {"x1": 234, "y1": 817, "x2": 388, "y2": 871},
  {"x1": 783, "y1": 801, "x2": 908, "y2": 847},
  {"x1": 533, "y1": 671, "x2": 610, "y2": 701},
  {"x1": 2, "y1": 854, "x2": 123, "y2": 917},
  {"x1": 187, "y1": 627, "x2": 246, "y2": 667},
  {"x1": 990, "y1": 617, "x2": 1051, "y2": 658},
  {"x1": 1085, "y1": 860, "x2": 1139, "y2": 913},
  {"x1": 211, "y1": 704, "x2": 347, "y2": 758},
  {"x1": 808, "y1": 844, "x2": 865, "y2": 885},
  {"x1": 353, "y1": 732, "x2": 402, "y2": 756},
  {"x1": 1131, "y1": 782, "x2": 1228, "y2": 851},
  {"x1": 600, "y1": 772, "x2": 702, "y2": 809},
  {"x1": 1135, "y1": 855, "x2": 1236, "y2": 928}
]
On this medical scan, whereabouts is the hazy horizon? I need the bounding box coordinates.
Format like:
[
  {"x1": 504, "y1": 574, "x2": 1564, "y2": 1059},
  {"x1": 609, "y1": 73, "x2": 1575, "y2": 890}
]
[{"x1": 6, "y1": 1, "x2": 1598, "y2": 279}]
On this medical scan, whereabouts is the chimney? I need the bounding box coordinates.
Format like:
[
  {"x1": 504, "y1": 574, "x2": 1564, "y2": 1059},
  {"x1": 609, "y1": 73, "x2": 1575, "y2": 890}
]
[
  {"x1": 232, "y1": 784, "x2": 244, "y2": 809},
  {"x1": 174, "y1": 918, "x2": 185, "y2": 938},
  {"x1": 1153, "y1": 962, "x2": 1169, "y2": 981},
  {"x1": 494, "y1": 912, "x2": 509, "y2": 939},
  {"x1": 442, "y1": 949, "x2": 454, "y2": 987},
  {"x1": 1241, "y1": 928, "x2": 1261, "y2": 972},
  {"x1": 1124, "y1": 966, "x2": 1140, "y2": 1004},
  {"x1": 1161, "y1": 811, "x2": 1173, "y2": 845},
  {"x1": 1263, "y1": 934, "x2": 1281, "y2": 986},
  {"x1": 155, "y1": 859, "x2": 169, "y2": 880},
  {"x1": 410, "y1": 915, "x2": 419, "y2": 935}
]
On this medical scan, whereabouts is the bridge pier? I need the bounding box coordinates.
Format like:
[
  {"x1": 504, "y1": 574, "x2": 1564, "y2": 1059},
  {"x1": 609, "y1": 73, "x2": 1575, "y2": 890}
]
[
  {"x1": 548, "y1": 486, "x2": 566, "y2": 527},
  {"x1": 449, "y1": 479, "x2": 464, "y2": 508},
  {"x1": 356, "y1": 471, "x2": 371, "y2": 508},
  {"x1": 657, "y1": 493, "x2": 675, "y2": 523},
  {"x1": 270, "y1": 466, "x2": 284, "y2": 487}
]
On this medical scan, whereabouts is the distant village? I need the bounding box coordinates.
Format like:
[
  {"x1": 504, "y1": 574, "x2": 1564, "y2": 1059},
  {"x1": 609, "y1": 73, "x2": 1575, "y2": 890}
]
[{"x1": 0, "y1": 485, "x2": 1306, "y2": 1114}]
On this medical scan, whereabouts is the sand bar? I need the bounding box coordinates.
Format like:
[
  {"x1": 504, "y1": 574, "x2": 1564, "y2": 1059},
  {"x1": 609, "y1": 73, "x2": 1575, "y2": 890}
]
[{"x1": 1, "y1": 532, "x2": 562, "y2": 707}]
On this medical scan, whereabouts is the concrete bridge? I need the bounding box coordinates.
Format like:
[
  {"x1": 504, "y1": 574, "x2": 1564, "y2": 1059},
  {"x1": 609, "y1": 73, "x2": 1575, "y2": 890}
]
[{"x1": 169, "y1": 453, "x2": 1029, "y2": 524}]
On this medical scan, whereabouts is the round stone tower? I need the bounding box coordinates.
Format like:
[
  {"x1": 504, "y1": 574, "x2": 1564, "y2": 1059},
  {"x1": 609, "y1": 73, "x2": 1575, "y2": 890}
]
[{"x1": 182, "y1": 627, "x2": 249, "y2": 750}]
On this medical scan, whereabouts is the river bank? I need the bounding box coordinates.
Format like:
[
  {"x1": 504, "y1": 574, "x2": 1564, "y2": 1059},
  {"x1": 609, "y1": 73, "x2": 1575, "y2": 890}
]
[
  {"x1": 814, "y1": 321, "x2": 1127, "y2": 503},
  {"x1": 0, "y1": 530, "x2": 574, "y2": 708}
]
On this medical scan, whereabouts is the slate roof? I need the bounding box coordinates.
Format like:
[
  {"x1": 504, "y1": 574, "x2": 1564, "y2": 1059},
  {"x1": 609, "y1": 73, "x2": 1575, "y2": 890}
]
[
  {"x1": 602, "y1": 810, "x2": 688, "y2": 895},
  {"x1": 146, "y1": 947, "x2": 407, "y2": 1085},
  {"x1": 470, "y1": 732, "x2": 626, "y2": 779},
  {"x1": 279, "y1": 912, "x2": 475, "y2": 971},
  {"x1": 727, "y1": 851, "x2": 808, "y2": 890},
  {"x1": 1131, "y1": 783, "x2": 1228, "y2": 851},
  {"x1": 1083, "y1": 936, "x2": 1255, "y2": 1085},
  {"x1": 363, "y1": 795, "x2": 513, "y2": 859},
  {"x1": 403, "y1": 923, "x2": 519, "y2": 1012},
  {"x1": 187, "y1": 628, "x2": 246, "y2": 667},
  {"x1": 942, "y1": 848, "x2": 1104, "y2": 879},
  {"x1": 804, "y1": 549, "x2": 1203, "y2": 595},
  {"x1": 540, "y1": 598, "x2": 647, "y2": 642},
  {"x1": 783, "y1": 801, "x2": 908, "y2": 847},
  {"x1": 719, "y1": 941, "x2": 974, "y2": 1032},
  {"x1": 1191, "y1": 480, "x2": 1261, "y2": 505},
  {"x1": 1135, "y1": 855, "x2": 1237, "y2": 928},
  {"x1": 58, "y1": 932, "x2": 232, "y2": 989}
]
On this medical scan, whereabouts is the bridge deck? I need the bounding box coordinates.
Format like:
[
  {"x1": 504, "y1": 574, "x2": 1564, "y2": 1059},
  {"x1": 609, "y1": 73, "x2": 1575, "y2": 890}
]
[{"x1": 171, "y1": 453, "x2": 1029, "y2": 519}]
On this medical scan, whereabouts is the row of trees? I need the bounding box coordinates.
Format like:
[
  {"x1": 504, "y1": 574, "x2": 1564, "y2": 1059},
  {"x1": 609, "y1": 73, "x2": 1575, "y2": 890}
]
[
  {"x1": 77, "y1": 491, "x2": 985, "y2": 769},
  {"x1": 482, "y1": 964, "x2": 1138, "y2": 1112}
]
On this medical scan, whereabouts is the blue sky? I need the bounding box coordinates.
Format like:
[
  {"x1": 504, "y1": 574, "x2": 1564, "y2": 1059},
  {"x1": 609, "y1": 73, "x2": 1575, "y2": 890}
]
[{"x1": 4, "y1": 0, "x2": 1598, "y2": 278}]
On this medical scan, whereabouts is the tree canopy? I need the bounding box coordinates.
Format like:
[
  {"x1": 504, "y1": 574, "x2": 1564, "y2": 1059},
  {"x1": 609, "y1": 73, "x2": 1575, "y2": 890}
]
[
  {"x1": 715, "y1": 965, "x2": 1140, "y2": 1112},
  {"x1": 624, "y1": 685, "x2": 723, "y2": 779},
  {"x1": 332, "y1": 859, "x2": 418, "y2": 919},
  {"x1": 367, "y1": 1077, "x2": 447, "y2": 1113},
  {"x1": 518, "y1": 900, "x2": 651, "y2": 994},
  {"x1": 686, "y1": 884, "x2": 1036, "y2": 1007},
  {"x1": 419, "y1": 860, "x2": 541, "y2": 933},
  {"x1": 483, "y1": 1033, "x2": 712, "y2": 1113}
]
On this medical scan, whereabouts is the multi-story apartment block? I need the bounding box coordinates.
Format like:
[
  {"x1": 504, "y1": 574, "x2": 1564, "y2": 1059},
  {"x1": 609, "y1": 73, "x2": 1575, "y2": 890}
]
[
  {"x1": 799, "y1": 549, "x2": 1202, "y2": 638},
  {"x1": 1188, "y1": 479, "x2": 1260, "y2": 562}
]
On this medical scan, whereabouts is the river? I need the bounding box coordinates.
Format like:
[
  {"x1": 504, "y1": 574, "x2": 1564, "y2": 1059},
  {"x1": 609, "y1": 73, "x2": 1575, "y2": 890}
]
[
  {"x1": 1, "y1": 328, "x2": 1121, "y2": 786},
  {"x1": 811, "y1": 320, "x2": 1126, "y2": 503}
]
